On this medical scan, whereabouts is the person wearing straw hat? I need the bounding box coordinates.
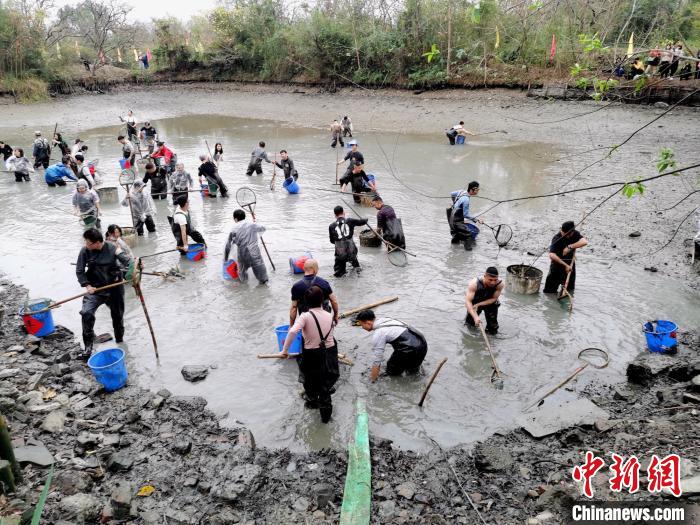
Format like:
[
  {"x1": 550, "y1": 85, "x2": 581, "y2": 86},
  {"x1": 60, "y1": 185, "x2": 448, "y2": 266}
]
[
  {"x1": 448, "y1": 181, "x2": 483, "y2": 251},
  {"x1": 356, "y1": 310, "x2": 428, "y2": 382},
  {"x1": 223, "y1": 208, "x2": 268, "y2": 284},
  {"x1": 465, "y1": 267, "x2": 504, "y2": 335},
  {"x1": 121, "y1": 180, "x2": 156, "y2": 236},
  {"x1": 75, "y1": 228, "x2": 133, "y2": 360},
  {"x1": 72, "y1": 179, "x2": 101, "y2": 229},
  {"x1": 543, "y1": 221, "x2": 588, "y2": 294}
]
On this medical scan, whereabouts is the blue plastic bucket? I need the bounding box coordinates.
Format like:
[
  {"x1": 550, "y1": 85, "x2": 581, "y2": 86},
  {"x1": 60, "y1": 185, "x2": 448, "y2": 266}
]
[
  {"x1": 289, "y1": 252, "x2": 312, "y2": 274},
  {"x1": 275, "y1": 325, "x2": 302, "y2": 355},
  {"x1": 283, "y1": 178, "x2": 300, "y2": 194},
  {"x1": 186, "y1": 243, "x2": 206, "y2": 261},
  {"x1": 222, "y1": 259, "x2": 239, "y2": 281},
  {"x1": 456, "y1": 135, "x2": 466, "y2": 145},
  {"x1": 466, "y1": 223, "x2": 480, "y2": 239},
  {"x1": 643, "y1": 320, "x2": 678, "y2": 354},
  {"x1": 88, "y1": 348, "x2": 128, "y2": 392},
  {"x1": 18, "y1": 299, "x2": 55, "y2": 337}
]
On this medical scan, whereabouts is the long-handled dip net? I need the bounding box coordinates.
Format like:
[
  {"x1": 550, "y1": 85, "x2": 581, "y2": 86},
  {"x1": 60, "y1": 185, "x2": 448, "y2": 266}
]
[
  {"x1": 236, "y1": 187, "x2": 257, "y2": 213},
  {"x1": 119, "y1": 169, "x2": 136, "y2": 187},
  {"x1": 483, "y1": 222, "x2": 514, "y2": 248}
]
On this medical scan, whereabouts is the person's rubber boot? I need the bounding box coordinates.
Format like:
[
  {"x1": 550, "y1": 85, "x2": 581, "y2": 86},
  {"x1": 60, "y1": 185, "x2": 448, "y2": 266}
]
[
  {"x1": 78, "y1": 343, "x2": 93, "y2": 362},
  {"x1": 463, "y1": 237, "x2": 473, "y2": 251},
  {"x1": 114, "y1": 328, "x2": 124, "y2": 344},
  {"x1": 451, "y1": 235, "x2": 461, "y2": 244},
  {"x1": 320, "y1": 404, "x2": 332, "y2": 424}
]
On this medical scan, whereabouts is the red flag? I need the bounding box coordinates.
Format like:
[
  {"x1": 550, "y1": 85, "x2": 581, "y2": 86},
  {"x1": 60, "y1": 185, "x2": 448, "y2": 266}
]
[{"x1": 549, "y1": 34, "x2": 557, "y2": 63}]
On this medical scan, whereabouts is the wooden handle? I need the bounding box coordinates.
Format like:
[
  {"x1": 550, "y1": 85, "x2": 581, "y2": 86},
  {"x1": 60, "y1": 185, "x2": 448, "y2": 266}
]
[
  {"x1": 418, "y1": 357, "x2": 448, "y2": 407},
  {"x1": 257, "y1": 353, "x2": 352, "y2": 365},
  {"x1": 339, "y1": 296, "x2": 399, "y2": 319},
  {"x1": 479, "y1": 323, "x2": 502, "y2": 379},
  {"x1": 36, "y1": 280, "x2": 127, "y2": 313}
]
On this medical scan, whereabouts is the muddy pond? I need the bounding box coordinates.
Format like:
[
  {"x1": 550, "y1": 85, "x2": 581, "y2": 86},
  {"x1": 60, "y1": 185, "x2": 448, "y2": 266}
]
[{"x1": 0, "y1": 114, "x2": 697, "y2": 452}]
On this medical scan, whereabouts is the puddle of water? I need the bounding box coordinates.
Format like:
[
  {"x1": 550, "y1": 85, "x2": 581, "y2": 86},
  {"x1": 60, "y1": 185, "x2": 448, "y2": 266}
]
[{"x1": 0, "y1": 115, "x2": 697, "y2": 452}]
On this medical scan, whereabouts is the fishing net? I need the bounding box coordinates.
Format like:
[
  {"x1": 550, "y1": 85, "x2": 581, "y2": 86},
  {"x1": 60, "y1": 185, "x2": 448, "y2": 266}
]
[
  {"x1": 236, "y1": 187, "x2": 257, "y2": 210},
  {"x1": 492, "y1": 224, "x2": 514, "y2": 247},
  {"x1": 578, "y1": 347, "x2": 609, "y2": 369},
  {"x1": 119, "y1": 169, "x2": 135, "y2": 187},
  {"x1": 387, "y1": 248, "x2": 408, "y2": 267}
]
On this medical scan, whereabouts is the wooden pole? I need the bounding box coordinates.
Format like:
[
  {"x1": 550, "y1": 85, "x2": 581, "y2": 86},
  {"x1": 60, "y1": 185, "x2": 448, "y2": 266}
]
[
  {"x1": 270, "y1": 152, "x2": 277, "y2": 190},
  {"x1": 335, "y1": 146, "x2": 340, "y2": 185},
  {"x1": 35, "y1": 281, "x2": 128, "y2": 313},
  {"x1": 257, "y1": 353, "x2": 353, "y2": 365},
  {"x1": 339, "y1": 296, "x2": 399, "y2": 319},
  {"x1": 139, "y1": 248, "x2": 180, "y2": 259},
  {"x1": 478, "y1": 323, "x2": 502, "y2": 381},
  {"x1": 418, "y1": 357, "x2": 448, "y2": 407},
  {"x1": 133, "y1": 277, "x2": 159, "y2": 360}
]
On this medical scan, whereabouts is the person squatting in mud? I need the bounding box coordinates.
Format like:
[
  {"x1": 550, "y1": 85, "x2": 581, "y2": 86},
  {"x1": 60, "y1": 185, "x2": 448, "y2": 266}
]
[
  {"x1": 329, "y1": 205, "x2": 367, "y2": 277},
  {"x1": 76, "y1": 228, "x2": 133, "y2": 360},
  {"x1": 356, "y1": 309, "x2": 428, "y2": 382},
  {"x1": 281, "y1": 285, "x2": 340, "y2": 424},
  {"x1": 465, "y1": 267, "x2": 505, "y2": 335}
]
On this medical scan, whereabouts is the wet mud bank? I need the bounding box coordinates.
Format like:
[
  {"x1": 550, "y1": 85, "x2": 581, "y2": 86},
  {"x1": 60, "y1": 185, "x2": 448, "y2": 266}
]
[{"x1": 1, "y1": 278, "x2": 698, "y2": 524}]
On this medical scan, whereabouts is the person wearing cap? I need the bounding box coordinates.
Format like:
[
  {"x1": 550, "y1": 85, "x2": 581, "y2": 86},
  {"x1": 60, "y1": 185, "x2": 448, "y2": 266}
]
[
  {"x1": 0, "y1": 140, "x2": 12, "y2": 162},
  {"x1": 139, "y1": 121, "x2": 158, "y2": 154},
  {"x1": 273, "y1": 150, "x2": 298, "y2": 181},
  {"x1": 72, "y1": 179, "x2": 101, "y2": 229},
  {"x1": 337, "y1": 140, "x2": 364, "y2": 179},
  {"x1": 356, "y1": 309, "x2": 428, "y2": 382},
  {"x1": 329, "y1": 205, "x2": 368, "y2": 277},
  {"x1": 5, "y1": 148, "x2": 33, "y2": 182},
  {"x1": 118, "y1": 135, "x2": 136, "y2": 166},
  {"x1": 446, "y1": 121, "x2": 475, "y2": 145},
  {"x1": 45, "y1": 156, "x2": 77, "y2": 187},
  {"x1": 223, "y1": 208, "x2": 268, "y2": 284},
  {"x1": 341, "y1": 116, "x2": 353, "y2": 137},
  {"x1": 371, "y1": 196, "x2": 406, "y2": 250},
  {"x1": 465, "y1": 267, "x2": 504, "y2": 335},
  {"x1": 330, "y1": 119, "x2": 344, "y2": 148},
  {"x1": 150, "y1": 141, "x2": 176, "y2": 174},
  {"x1": 75, "y1": 227, "x2": 133, "y2": 360},
  {"x1": 142, "y1": 162, "x2": 168, "y2": 200},
  {"x1": 246, "y1": 141, "x2": 272, "y2": 176},
  {"x1": 121, "y1": 180, "x2": 156, "y2": 235},
  {"x1": 32, "y1": 131, "x2": 51, "y2": 169},
  {"x1": 198, "y1": 154, "x2": 229, "y2": 197},
  {"x1": 172, "y1": 195, "x2": 206, "y2": 253},
  {"x1": 448, "y1": 181, "x2": 483, "y2": 251},
  {"x1": 543, "y1": 221, "x2": 588, "y2": 294},
  {"x1": 339, "y1": 162, "x2": 371, "y2": 203}
]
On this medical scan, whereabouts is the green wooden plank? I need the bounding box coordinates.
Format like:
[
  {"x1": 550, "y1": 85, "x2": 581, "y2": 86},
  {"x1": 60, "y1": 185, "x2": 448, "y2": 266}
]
[{"x1": 339, "y1": 401, "x2": 371, "y2": 525}]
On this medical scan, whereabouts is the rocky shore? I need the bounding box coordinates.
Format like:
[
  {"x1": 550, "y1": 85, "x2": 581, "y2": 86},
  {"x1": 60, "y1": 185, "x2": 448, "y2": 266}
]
[{"x1": 1, "y1": 275, "x2": 698, "y2": 524}]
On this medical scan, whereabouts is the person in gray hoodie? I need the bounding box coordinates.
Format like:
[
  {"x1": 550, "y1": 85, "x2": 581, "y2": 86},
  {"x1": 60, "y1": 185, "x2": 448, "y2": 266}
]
[{"x1": 246, "y1": 141, "x2": 272, "y2": 176}]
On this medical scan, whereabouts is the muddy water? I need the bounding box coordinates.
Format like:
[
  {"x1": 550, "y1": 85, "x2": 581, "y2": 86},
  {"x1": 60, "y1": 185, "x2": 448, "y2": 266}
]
[{"x1": 0, "y1": 115, "x2": 696, "y2": 452}]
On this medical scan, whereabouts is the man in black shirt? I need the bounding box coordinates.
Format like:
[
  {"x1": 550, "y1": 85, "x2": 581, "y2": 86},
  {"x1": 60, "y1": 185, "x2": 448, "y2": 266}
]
[
  {"x1": 142, "y1": 162, "x2": 168, "y2": 200},
  {"x1": 0, "y1": 141, "x2": 12, "y2": 161},
  {"x1": 339, "y1": 162, "x2": 371, "y2": 203},
  {"x1": 329, "y1": 205, "x2": 368, "y2": 277},
  {"x1": 76, "y1": 228, "x2": 133, "y2": 359},
  {"x1": 198, "y1": 155, "x2": 229, "y2": 197},
  {"x1": 289, "y1": 259, "x2": 339, "y2": 325},
  {"x1": 336, "y1": 140, "x2": 364, "y2": 179},
  {"x1": 274, "y1": 150, "x2": 298, "y2": 181},
  {"x1": 139, "y1": 121, "x2": 157, "y2": 154},
  {"x1": 543, "y1": 221, "x2": 589, "y2": 294}
]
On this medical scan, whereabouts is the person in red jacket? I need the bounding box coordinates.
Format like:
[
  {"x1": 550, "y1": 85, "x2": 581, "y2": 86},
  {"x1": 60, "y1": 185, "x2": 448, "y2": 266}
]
[{"x1": 150, "y1": 141, "x2": 177, "y2": 174}]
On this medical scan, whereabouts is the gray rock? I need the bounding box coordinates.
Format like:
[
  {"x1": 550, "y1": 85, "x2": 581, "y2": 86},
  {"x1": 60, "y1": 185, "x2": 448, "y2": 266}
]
[
  {"x1": 691, "y1": 375, "x2": 700, "y2": 392},
  {"x1": 141, "y1": 510, "x2": 162, "y2": 525},
  {"x1": 378, "y1": 500, "x2": 396, "y2": 519},
  {"x1": 110, "y1": 482, "x2": 133, "y2": 520},
  {"x1": 27, "y1": 401, "x2": 62, "y2": 413},
  {"x1": 292, "y1": 496, "x2": 310, "y2": 512},
  {"x1": 157, "y1": 388, "x2": 172, "y2": 398},
  {"x1": 212, "y1": 465, "x2": 263, "y2": 502},
  {"x1": 654, "y1": 101, "x2": 669, "y2": 108},
  {"x1": 628, "y1": 231, "x2": 642, "y2": 238},
  {"x1": 170, "y1": 396, "x2": 208, "y2": 412},
  {"x1": 53, "y1": 470, "x2": 93, "y2": 495},
  {"x1": 236, "y1": 429, "x2": 256, "y2": 450},
  {"x1": 151, "y1": 395, "x2": 165, "y2": 409},
  {"x1": 107, "y1": 451, "x2": 134, "y2": 472},
  {"x1": 0, "y1": 397, "x2": 18, "y2": 412},
  {"x1": 210, "y1": 510, "x2": 241, "y2": 524},
  {"x1": 0, "y1": 384, "x2": 19, "y2": 398},
  {"x1": 164, "y1": 508, "x2": 192, "y2": 524},
  {"x1": 181, "y1": 365, "x2": 209, "y2": 382},
  {"x1": 40, "y1": 410, "x2": 66, "y2": 433},
  {"x1": 681, "y1": 475, "x2": 700, "y2": 495},
  {"x1": 613, "y1": 386, "x2": 634, "y2": 401},
  {"x1": 594, "y1": 419, "x2": 619, "y2": 432},
  {"x1": 536, "y1": 484, "x2": 577, "y2": 510},
  {"x1": 627, "y1": 353, "x2": 674, "y2": 385},
  {"x1": 27, "y1": 372, "x2": 45, "y2": 390},
  {"x1": 172, "y1": 439, "x2": 192, "y2": 455},
  {"x1": 473, "y1": 444, "x2": 514, "y2": 472},
  {"x1": 102, "y1": 434, "x2": 120, "y2": 447},
  {"x1": 0, "y1": 368, "x2": 20, "y2": 379},
  {"x1": 415, "y1": 493, "x2": 431, "y2": 504},
  {"x1": 59, "y1": 494, "x2": 102, "y2": 523},
  {"x1": 76, "y1": 431, "x2": 99, "y2": 448},
  {"x1": 396, "y1": 482, "x2": 416, "y2": 500},
  {"x1": 14, "y1": 444, "x2": 54, "y2": 466},
  {"x1": 17, "y1": 391, "x2": 42, "y2": 406},
  {"x1": 314, "y1": 483, "x2": 333, "y2": 508}
]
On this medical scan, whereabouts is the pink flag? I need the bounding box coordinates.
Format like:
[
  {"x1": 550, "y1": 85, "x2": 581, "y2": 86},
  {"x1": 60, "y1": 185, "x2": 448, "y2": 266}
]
[{"x1": 549, "y1": 34, "x2": 557, "y2": 63}]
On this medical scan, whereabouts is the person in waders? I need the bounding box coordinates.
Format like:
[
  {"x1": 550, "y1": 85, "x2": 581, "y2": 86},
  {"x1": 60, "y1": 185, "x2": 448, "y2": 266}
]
[
  {"x1": 290, "y1": 259, "x2": 339, "y2": 326},
  {"x1": 119, "y1": 110, "x2": 138, "y2": 143},
  {"x1": 45, "y1": 156, "x2": 77, "y2": 187},
  {"x1": 198, "y1": 155, "x2": 229, "y2": 197},
  {"x1": 356, "y1": 310, "x2": 428, "y2": 382},
  {"x1": 73, "y1": 179, "x2": 101, "y2": 229},
  {"x1": 223, "y1": 209, "x2": 268, "y2": 284},
  {"x1": 543, "y1": 221, "x2": 588, "y2": 294},
  {"x1": 32, "y1": 131, "x2": 51, "y2": 169},
  {"x1": 448, "y1": 181, "x2": 483, "y2": 251},
  {"x1": 169, "y1": 162, "x2": 194, "y2": 204},
  {"x1": 213, "y1": 143, "x2": 224, "y2": 164},
  {"x1": 0, "y1": 141, "x2": 13, "y2": 162},
  {"x1": 371, "y1": 196, "x2": 406, "y2": 250},
  {"x1": 75, "y1": 228, "x2": 133, "y2": 360},
  {"x1": 139, "y1": 121, "x2": 157, "y2": 154},
  {"x1": 341, "y1": 116, "x2": 353, "y2": 137},
  {"x1": 445, "y1": 121, "x2": 475, "y2": 145},
  {"x1": 5, "y1": 148, "x2": 33, "y2": 182},
  {"x1": 246, "y1": 141, "x2": 272, "y2": 176},
  {"x1": 150, "y1": 141, "x2": 177, "y2": 174},
  {"x1": 106, "y1": 224, "x2": 133, "y2": 260},
  {"x1": 121, "y1": 180, "x2": 156, "y2": 236},
  {"x1": 70, "y1": 138, "x2": 84, "y2": 160},
  {"x1": 52, "y1": 133, "x2": 70, "y2": 157},
  {"x1": 74, "y1": 154, "x2": 95, "y2": 189},
  {"x1": 142, "y1": 162, "x2": 168, "y2": 200},
  {"x1": 118, "y1": 135, "x2": 136, "y2": 167},
  {"x1": 329, "y1": 205, "x2": 367, "y2": 277},
  {"x1": 339, "y1": 162, "x2": 371, "y2": 203},
  {"x1": 337, "y1": 140, "x2": 364, "y2": 179},
  {"x1": 330, "y1": 119, "x2": 344, "y2": 148},
  {"x1": 281, "y1": 285, "x2": 339, "y2": 423},
  {"x1": 274, "y1": 150, "x2": 299, "y2": 181},
  {"x1": 465, "y1": 267, "x2": 504, "y2": 335},
  {"x1": 172, "y1": 196, "x2": 206, "y2": 253}
]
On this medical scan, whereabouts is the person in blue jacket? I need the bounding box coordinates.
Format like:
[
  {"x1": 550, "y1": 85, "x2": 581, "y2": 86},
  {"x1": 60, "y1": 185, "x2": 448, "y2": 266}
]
[{"x1": 45, "y1": 156, "x2": 77, "y2": 187}]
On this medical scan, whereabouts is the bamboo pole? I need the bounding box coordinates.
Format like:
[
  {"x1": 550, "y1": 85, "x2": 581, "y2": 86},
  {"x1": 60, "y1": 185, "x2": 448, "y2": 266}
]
[
  {"x1": 418, "y1": 357, "x2": 448, "y2": 407},
  {"x1": 479, "y1": 323, "x2": 502, "y2": 383},
  {"x1": 35, "y1": 281, "x2": 128, "y2": 313},
  {"x1": 339, "y1": 296, "x2": 398, "y2": 319},
  {"x1": 133, "y1": 279, "x2": 159, "y2": 360},
  {"x1": 257, "y1": 353, "x2": 353, "y2": 366}
]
